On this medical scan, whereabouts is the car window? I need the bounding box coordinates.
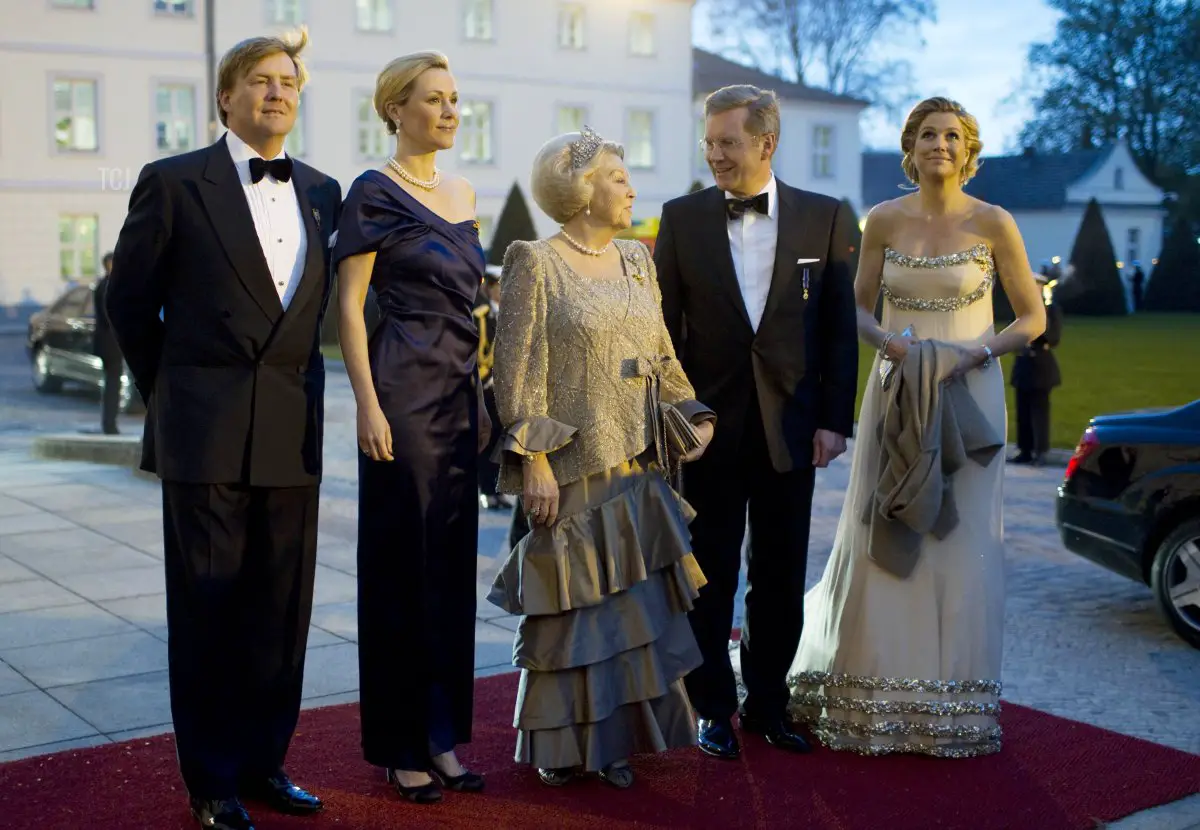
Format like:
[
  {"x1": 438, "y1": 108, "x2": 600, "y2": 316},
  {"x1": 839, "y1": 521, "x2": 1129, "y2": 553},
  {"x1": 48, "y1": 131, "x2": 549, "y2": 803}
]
[{"x1": 53, "y1": 287, "x2": 91, "y2": 318}]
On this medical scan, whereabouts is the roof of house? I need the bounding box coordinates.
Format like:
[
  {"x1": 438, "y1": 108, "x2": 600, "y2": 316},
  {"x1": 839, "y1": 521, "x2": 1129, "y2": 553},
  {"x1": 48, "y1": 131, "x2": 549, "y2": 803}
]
[
  {"x1": 862, "y1": 145, "x2": 1118, "y2": 210},
  {"x1": 693, "y1": 49, "x2": 869, "y2": 108}
]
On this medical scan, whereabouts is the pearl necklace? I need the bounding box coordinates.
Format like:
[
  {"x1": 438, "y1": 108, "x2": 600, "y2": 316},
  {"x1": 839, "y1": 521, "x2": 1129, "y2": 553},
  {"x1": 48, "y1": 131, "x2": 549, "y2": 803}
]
[
  {"x1": 386, "y1": 156, "x2": 440, "y2": 190},
  {"x1": 559, "y1": 228, "x2": 610, "y2": 256}
]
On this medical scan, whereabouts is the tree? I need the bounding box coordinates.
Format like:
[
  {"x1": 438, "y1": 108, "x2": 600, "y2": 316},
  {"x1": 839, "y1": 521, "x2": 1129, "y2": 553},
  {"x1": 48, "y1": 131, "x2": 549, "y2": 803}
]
[
  {"x1": 1017, "y1": 0, "x2": 1200, "y2": 222},
  {"x1": 1143, "y1": 216, "x2": 1200, "y2": 313},
  {"x1": 689, "y1": 179, "x2": 707, "y2": 194},
  {"x1": 700, "y1": 0, "x2": 935, "y2": 119},
  {"x1": 487, "y1": 182, "x2": 539, "y2": 266},
  {"x1": 1056, "y1": 199, "x2": 1128, "y2": 316}
]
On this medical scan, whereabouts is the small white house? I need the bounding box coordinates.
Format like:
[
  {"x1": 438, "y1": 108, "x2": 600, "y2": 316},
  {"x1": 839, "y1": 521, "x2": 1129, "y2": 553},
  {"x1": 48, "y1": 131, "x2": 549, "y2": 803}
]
[{"x1": 861, "y1": 140, "x2": 1167, "y2": 287}]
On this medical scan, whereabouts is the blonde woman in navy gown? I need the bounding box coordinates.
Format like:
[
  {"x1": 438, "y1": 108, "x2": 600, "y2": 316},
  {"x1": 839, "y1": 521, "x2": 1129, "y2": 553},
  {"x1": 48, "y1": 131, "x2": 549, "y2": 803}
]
[{"x1": 334, "y1": 51, "x2": 485, "y2": 804}]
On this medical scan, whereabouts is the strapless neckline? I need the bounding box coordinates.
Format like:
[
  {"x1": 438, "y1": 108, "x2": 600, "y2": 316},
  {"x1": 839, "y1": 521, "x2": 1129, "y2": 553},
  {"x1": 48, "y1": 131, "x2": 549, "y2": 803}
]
[{"x1": 883, "y1": 242, "x2": 993, "y2": 269}]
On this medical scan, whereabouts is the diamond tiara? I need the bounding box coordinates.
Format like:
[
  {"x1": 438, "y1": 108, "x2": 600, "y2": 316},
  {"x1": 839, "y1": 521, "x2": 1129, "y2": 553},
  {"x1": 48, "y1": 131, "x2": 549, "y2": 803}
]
[{"x1": 568, "y1": 125, "x2": 605, "y2": 170}]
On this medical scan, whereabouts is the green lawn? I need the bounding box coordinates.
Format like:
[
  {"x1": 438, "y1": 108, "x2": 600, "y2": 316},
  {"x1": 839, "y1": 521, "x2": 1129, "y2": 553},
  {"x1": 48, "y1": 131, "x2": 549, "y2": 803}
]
[
  {"x1": 855, "y1": 313, "x2": 1200, "y2": 449},
  {"x1": 326, "y1": 315, "x2": 1200, "y2": 452}
]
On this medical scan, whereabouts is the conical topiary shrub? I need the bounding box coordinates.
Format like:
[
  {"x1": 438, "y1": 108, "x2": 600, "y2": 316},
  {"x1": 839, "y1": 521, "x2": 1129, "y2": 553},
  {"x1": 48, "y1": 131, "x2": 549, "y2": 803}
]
[
  {"x1": 1143, "y1": 215, "x2": 1200, "y2": 312},
  {"x1": 1057, "y1": 198, "x2": 1128, "y2": 316},
  {"x1": 488, "y1": 182, "x2": 539, "y2": 266}
]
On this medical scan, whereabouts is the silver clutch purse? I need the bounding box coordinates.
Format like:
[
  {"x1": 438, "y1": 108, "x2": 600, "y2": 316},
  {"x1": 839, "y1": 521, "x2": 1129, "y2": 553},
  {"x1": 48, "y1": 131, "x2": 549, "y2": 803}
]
[
  {"x1": 878, "y1": 324, "x2": 915, "y2": 390},
  {"x1": 660, "y1": 402, "x2": 703, "y2": 458}
]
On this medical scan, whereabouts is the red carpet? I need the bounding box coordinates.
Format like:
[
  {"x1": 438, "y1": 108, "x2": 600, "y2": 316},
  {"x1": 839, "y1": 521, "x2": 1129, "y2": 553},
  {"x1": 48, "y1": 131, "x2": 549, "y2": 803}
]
[{"x1": 2, "y1": 673, "x2": 1198, "y2": 830}]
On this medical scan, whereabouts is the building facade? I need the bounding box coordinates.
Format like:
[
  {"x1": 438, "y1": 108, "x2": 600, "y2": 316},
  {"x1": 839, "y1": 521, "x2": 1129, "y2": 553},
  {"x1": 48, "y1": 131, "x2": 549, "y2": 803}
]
[{"x1": 0, "y1": 0, "x2": 695, "y2": 304}]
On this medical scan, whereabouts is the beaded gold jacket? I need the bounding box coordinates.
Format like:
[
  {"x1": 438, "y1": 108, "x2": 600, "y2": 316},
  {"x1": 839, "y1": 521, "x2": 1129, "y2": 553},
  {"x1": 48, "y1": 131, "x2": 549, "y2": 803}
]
[{"x1": 492, "y1": 238, "x2": 712, "y2": 494}]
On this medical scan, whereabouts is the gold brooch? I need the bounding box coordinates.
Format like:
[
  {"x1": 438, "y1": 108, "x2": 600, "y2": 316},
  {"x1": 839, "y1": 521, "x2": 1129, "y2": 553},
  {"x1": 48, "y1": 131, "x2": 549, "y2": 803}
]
[{"x1": 631, "y1": 269, "x2": 645, "y2": 284}]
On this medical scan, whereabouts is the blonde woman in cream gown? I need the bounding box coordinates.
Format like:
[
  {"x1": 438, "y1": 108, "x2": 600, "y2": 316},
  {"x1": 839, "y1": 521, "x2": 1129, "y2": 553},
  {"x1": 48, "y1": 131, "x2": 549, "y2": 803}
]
[{"x1": 787, "y1": 98, "x2": 1046, "y2": 758}]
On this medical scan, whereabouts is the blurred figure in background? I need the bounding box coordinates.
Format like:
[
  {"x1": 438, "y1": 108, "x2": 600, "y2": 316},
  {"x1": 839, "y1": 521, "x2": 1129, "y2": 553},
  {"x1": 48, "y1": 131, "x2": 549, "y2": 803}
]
[{"x1": 1009, "y1": 272, "x2": 1063, "y2": 465}]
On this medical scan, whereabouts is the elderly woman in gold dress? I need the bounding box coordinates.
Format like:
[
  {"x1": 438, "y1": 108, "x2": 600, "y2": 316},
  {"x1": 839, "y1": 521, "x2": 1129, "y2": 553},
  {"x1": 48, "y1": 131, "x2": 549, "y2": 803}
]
[{"x1": 487, "y1": 127, "x2": 715, "y2": 789}]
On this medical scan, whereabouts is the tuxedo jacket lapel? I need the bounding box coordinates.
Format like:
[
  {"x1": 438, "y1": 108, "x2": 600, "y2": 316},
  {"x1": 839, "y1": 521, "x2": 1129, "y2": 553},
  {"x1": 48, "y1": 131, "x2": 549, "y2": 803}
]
[
  {"x1": 699, "y1": 187, "x2": 752, "y2": 329},
  {"x1": 762, "y1": 182, "x2": 822, "y2": 324},
  {"x1": 198, "y1": 136, "x2": 283, "y2": 323},
  {"x1": 278, "y1": 163, "x2": 326, "y2": 328}
]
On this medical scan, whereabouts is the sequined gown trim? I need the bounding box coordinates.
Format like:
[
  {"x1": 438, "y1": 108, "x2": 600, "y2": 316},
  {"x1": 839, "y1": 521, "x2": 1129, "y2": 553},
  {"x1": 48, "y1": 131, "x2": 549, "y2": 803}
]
[
  {"x1": 880, "y1": 244, "x2": 996, "y2": 312},
  {"x1": 786, "y1": 241, "x2": 1005, "y2": 760}
]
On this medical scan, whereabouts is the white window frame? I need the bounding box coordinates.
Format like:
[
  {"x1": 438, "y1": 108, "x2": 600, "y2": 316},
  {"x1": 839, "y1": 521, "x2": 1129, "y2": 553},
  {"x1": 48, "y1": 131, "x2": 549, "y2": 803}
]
[
  {"x1": 59, "y1": 214, "x2": 100, "y2": 281},
  {"x1": 51, "y1": 0, "x2": 95, "y2": 10},
  {"x1": 154, "y1": 81, "x2": 197, "y2": 155},
  {"x1": 555, "y1": 104, "x2": 588, "y2": 135},
  {"x1": 266, "y1": 0, "x2": 304, "y2": 26},
  {"x1": 558, "y1": 3, "x2": 586, "y2": 50},
  {"x1": 285, "y1": 91, "x2": 308, "y2": 158},
  {"x1": 812, "y1": 124, "x2": 836, "y2": 179},
  {"x1": 476, "y1": 215, "x2": 495, "y2": 249},
  {"x1": 628, "y1": 11, "x2": 656, "y2": 56},
  {"x1": 51, "y1": 76, "x2": 100, "y2": 154},
  {"x1": 1127, "y1": 227, "x2": 1140, "y2": 265},
  {"x1": 458, "y1": 99, "x2": 495, "y2": 165},
  {"x1": 355, "y1": 0, "x2": 393, "y2": 32},
  {"x1": 463, "y1": 0, "x2": 494, "y2": 41},
  {"x1": 625, "y1": 108, "x2": 656, "y2": 170},
  {"x1": 154, "y1": 0, "x2": 194, "y2": 16},
  {"x1": 355, "y1": 91, "x2": 390, "y2": 161}
]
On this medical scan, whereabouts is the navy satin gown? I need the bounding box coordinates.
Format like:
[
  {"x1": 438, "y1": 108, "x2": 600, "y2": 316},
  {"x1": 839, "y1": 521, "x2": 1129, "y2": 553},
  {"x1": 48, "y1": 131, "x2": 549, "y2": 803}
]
[{"x1": 332, "y1": 170, "x2": 484, "y2": 770}]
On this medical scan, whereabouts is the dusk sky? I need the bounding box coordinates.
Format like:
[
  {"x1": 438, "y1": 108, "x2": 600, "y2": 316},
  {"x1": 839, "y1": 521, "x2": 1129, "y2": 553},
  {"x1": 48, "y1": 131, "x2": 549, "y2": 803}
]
[{"x1": 694, "y1": 0, "x2": 1063, "y2": 157}]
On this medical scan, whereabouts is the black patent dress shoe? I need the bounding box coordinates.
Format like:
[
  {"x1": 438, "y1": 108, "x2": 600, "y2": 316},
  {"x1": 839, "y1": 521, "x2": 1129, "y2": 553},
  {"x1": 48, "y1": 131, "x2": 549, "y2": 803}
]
[
  {"x1": 739, "y1": 713, "x2": 814, "y2": 753},
  {"x1": 241, "y1": 770, "x2": 323, "y2": 815},
  {"x1": 697, "y1": 717, "x2": 741, "y2": 759},
  {"x1": 189, "y1": 796, "x2": 254, "y2": 830},
  {"x1": 1007, "y1": 452, "x2": 1033, "y2": 464}
]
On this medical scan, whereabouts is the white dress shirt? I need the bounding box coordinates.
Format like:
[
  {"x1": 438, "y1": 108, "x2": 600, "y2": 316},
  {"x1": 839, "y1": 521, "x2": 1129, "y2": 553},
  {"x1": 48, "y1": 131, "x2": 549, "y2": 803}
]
[
  {"x1": 225, "y1": 129, "x2": 307, "y2": 311},
  {"x1": 726, "y1": 174, "x2": 779, "y2": 331}
]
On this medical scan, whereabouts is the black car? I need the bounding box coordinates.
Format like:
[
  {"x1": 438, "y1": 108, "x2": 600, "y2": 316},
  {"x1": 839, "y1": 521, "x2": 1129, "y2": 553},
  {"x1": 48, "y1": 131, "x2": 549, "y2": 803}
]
[
  {"x1": 1056, "y1": 399, "x2": 1200, "y2": 648},
  {"x1": 25, "y1": 283, "x2": 138, "y2": 412}
]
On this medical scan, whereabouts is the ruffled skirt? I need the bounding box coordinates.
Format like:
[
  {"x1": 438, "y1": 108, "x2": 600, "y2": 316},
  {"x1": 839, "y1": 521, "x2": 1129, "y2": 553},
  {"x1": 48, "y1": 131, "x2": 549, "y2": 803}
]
[{"x1": 487, "y1": 450, "x2": 706, "y2": 771}]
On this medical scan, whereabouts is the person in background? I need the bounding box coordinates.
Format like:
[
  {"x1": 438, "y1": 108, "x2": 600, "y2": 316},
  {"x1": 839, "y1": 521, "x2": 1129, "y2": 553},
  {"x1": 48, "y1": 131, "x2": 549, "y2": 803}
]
[
  {"x1": 1009, "y1": 271, "x2": 1063, "y2": 466},
  {"x1": 476, "y1": 267, "x2": 508, "y2": 509},
  {"x1": 91, "y1": 252, "x2": 123, "y2": 435},
  {"x1": 1131, "y1": 262, "x2": 1145, "y2": 312}
]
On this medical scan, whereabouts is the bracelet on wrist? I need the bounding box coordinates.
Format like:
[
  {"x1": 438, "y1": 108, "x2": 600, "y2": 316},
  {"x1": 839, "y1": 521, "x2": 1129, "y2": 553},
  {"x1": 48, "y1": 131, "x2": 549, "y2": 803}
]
[{"x1": 879, "y1": 332, "x2": 896, "y2": 356}]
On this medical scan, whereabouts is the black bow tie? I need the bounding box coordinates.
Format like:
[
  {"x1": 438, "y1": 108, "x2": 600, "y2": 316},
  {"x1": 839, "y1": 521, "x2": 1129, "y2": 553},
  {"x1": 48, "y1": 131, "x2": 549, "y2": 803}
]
[
  {"x1": 248, "y1": 156, "x2": 293, "y2": 184},
  {"x1": 726, "y1": 192, "x2": 769, "y2": 221}
]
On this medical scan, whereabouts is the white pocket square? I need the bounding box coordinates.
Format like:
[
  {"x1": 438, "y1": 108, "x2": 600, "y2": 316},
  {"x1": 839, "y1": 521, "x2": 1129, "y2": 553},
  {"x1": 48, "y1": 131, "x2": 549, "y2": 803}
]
[
  {"x1": 328, "y1": 229, "x2": 338, "y2": 248},
  {"x1": 797, "y1": 258, "x2": 821, "y2": 265}
]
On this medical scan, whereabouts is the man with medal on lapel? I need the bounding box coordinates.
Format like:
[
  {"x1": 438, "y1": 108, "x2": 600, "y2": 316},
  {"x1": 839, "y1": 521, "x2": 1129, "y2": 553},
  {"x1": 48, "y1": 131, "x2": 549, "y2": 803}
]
[
  {"x1": 653, "y1": 84, "x2": 859, "y2": 761},
  {"x1": 105, "y1": 29, "x2": 340, "y2": 830}
]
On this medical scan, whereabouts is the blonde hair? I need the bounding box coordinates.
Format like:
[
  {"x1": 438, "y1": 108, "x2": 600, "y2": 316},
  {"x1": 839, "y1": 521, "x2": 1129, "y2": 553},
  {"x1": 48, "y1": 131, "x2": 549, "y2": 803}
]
[
  {"x1": 530, "y1": 131, "x2": 625, "y2": 224},
  {"x1": 216, "y1": 28, "x2": 309, "y2": 127},
  {"x1": 900, "y1": 97, "x2": 984, "y2": 185},
  {"x1": 374, "y1": 51, "x2": 451, "y2": 135},
  {"x1": 704, "y1": 84, "x2": 781, "y2": 140}
]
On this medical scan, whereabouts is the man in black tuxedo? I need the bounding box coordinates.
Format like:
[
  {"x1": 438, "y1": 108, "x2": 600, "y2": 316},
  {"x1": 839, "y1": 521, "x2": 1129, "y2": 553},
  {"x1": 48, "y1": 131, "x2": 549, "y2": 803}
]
[
  {"x1": 91, "y1": 252, "x2": 122, "y2": 434},
  {"x1": 1009, "y1": 274, "x2": 1063, "y2": 466},
  {"x1": 106, "y1": 31, "x2": 339, "y2": 830},
  {"x1": 653, "y1": 85, "x2": 858, "y2": 760}
]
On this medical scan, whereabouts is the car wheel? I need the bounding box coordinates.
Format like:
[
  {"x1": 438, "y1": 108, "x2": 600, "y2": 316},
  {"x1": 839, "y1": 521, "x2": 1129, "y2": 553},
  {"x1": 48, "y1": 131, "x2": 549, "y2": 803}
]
[
  {"x1": 1150, "y1": 517, "x2": 1200, "y2": 649},
  {"x1": 31, "y1": 346, "x2": 63, "y2": 393}
]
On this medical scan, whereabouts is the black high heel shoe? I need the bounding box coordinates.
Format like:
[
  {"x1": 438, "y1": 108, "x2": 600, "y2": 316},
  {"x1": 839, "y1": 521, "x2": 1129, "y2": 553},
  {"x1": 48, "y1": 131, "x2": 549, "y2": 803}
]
[
  {"x1": 385, "y1": 768, "x2": 442, "y2": 804},
  {"x1": 429, "y1": 764, "x2": 485, "y2": 793}
]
